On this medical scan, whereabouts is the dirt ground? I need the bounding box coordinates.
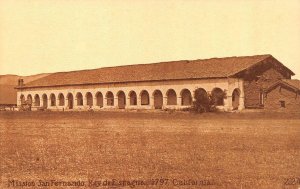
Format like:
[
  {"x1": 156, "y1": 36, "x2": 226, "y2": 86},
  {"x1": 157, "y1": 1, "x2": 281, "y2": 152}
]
[{"x1": 0, "y1": 111, "x2": 299, "y2": 189}]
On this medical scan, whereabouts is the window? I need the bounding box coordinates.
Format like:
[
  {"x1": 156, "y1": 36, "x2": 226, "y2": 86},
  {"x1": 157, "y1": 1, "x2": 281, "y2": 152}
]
[
  {"x1": 259, "y1": 92, "x2": 264, "y2": 106},
  {"x1": 279, "y1": 101, "x2": 285, "y2": 108}
]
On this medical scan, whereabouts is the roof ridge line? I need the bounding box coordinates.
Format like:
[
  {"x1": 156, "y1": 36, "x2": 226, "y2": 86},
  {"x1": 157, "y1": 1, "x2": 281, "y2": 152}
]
[{"x1": 27, "y1": 54, "x2": 272, "y2": 76}]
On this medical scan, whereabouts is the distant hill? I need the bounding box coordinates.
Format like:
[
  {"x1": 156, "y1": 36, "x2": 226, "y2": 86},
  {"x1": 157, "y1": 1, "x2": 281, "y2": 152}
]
[{"x1": 0, "y1": 73, "x2": 50, "y2": 105}]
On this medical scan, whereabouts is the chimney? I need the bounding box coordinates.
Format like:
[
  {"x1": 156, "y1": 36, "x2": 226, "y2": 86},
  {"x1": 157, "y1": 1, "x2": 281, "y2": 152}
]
[{"x1": 18, "y1": 79, "x2": 24, "y2": 87}]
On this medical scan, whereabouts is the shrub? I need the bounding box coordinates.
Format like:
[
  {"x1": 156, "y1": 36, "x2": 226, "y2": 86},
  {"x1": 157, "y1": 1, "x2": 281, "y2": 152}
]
[
  {"x1": 211, "y1": 89, "x2": 226, "y2": 106},
  {"x1": 191, "y1": 88, "x2": 226, "y2": 113},
  {"x1": 192, "y1": 89, "x2": 210, "y2": 113}
]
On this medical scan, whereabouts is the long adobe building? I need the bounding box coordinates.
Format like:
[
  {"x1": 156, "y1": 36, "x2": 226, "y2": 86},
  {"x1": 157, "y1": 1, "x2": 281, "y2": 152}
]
[{"x1": 16, "y1": 54, "x2": 298, "y2": 111}]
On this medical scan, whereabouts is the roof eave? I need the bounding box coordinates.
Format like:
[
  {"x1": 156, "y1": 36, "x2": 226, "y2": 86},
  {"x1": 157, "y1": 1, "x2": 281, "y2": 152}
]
[
  {"x1": 265, "y1": 81, "x2": 300, "y2": 93},
  {"x1": 17, "y1": 76, "x2": 228, "y2": 90},
  {"x1": 230, "y1": 55, "x2": 295, "y2": 77},
  {"x1": 269, "y1": 55, "x2": 295, "y2": 75}
]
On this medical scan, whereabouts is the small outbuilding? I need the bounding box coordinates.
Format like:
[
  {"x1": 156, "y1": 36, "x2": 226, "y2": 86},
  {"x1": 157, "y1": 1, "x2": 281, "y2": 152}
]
[{"x1": 264, "y1": 79, "x2": 300, "y2": 111}]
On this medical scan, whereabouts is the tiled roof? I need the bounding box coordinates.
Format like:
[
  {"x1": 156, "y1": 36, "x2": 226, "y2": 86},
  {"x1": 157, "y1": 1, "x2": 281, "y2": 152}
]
[{"x1": 22, "y1": 54, "x2": 294, "y2": 88}]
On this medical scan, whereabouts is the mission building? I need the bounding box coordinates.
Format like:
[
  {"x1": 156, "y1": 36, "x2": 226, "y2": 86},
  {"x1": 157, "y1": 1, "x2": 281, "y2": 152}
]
[{"x1": 16, "y1": 55, "x2": 300, "y2": 111}]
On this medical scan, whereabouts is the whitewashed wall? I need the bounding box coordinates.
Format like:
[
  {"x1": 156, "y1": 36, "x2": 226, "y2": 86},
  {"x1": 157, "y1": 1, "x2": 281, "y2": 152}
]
[{"x1": 17, "y1": 78, "x2": 245, "y2": 111}]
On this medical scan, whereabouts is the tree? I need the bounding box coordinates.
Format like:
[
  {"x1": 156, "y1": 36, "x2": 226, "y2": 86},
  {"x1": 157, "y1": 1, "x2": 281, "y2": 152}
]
[
  {"x1": 192, "y1": 88, "x2": 226, "y2": 113},
  {"x1": 192, "y1": 89, "x2": 211, "y2": 113}
]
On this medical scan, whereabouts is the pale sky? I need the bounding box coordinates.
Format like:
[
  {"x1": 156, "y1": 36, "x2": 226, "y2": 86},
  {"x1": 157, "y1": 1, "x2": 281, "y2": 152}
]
[{"x1": 0, "y1": 0, "x2": 299, "y2": 79}]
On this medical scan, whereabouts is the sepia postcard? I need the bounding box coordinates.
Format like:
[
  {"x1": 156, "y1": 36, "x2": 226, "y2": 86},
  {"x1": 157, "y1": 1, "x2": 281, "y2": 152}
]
[{"x1": 0, "y1": 1, "x2": 299, "y2": 189}]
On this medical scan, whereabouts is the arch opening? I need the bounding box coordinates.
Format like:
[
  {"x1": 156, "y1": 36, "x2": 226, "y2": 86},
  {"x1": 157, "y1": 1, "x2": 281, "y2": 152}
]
[
  {"x1": 20, "y1": 94, "x2": 25, "y2": 104},
  {"x1": 50, "y1": 94, "x2": 56, "y2": 106},
  {"x1": 140, "y1": 90, "x2": 149, "y2": 105},
  {"x1": 117, "y1": 91, "x2": 126, "y2": 109},
  {"x1": 34, "y1": 94, "x2": 40, "y2": 106},
  {"x1": 153, "y1": 90, "x2": 163, "y2": 109},
  {"x1": 96, "y1": 92, "x2": 103, "y2": 107},
  {"x1": 58, "y1": 93, "x2": 65, "y2": 106},
  {"x1": 181, "y1": 89, "x2": 192, "y2": 106},
  {"x1": 232, "y1": 88, "x2": 240, "y2": 110},
  {"x1": 27, "y1": 94, "x2": 33, "y2": 105},
  {"x1": 212, "y1": 88, "x2": 225, "y2": 106},
  {"x1": 86, "y1": 92, "x2": 93, "y2": 107},
  {"x1": 129, "y1": 91, "x2": 137, "y2": 106},
  {"x1": 106, "y1": 91, "x2": 114, "y2": 106},
  {"x1": 194, "y1": 88, "x2": 209, "y2": 105},
  {"x1": 167, "y1": 89, "x2": 177, "y2": 105},
  {"x1": 76, "y1": 92, "x2": 83, "y2": 106},
  {"x1": 42, "y1": 94, "x2": 48, "y2": 108},
  {"x1": 67, "y1": 93, "x2": 74, "y2": 109}
]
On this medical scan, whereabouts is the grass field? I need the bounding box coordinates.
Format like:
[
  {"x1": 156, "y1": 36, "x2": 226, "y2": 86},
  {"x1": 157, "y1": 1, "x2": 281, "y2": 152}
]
[{"x1": 0, "y1": 111, "x2": 299, "y2": 189}]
